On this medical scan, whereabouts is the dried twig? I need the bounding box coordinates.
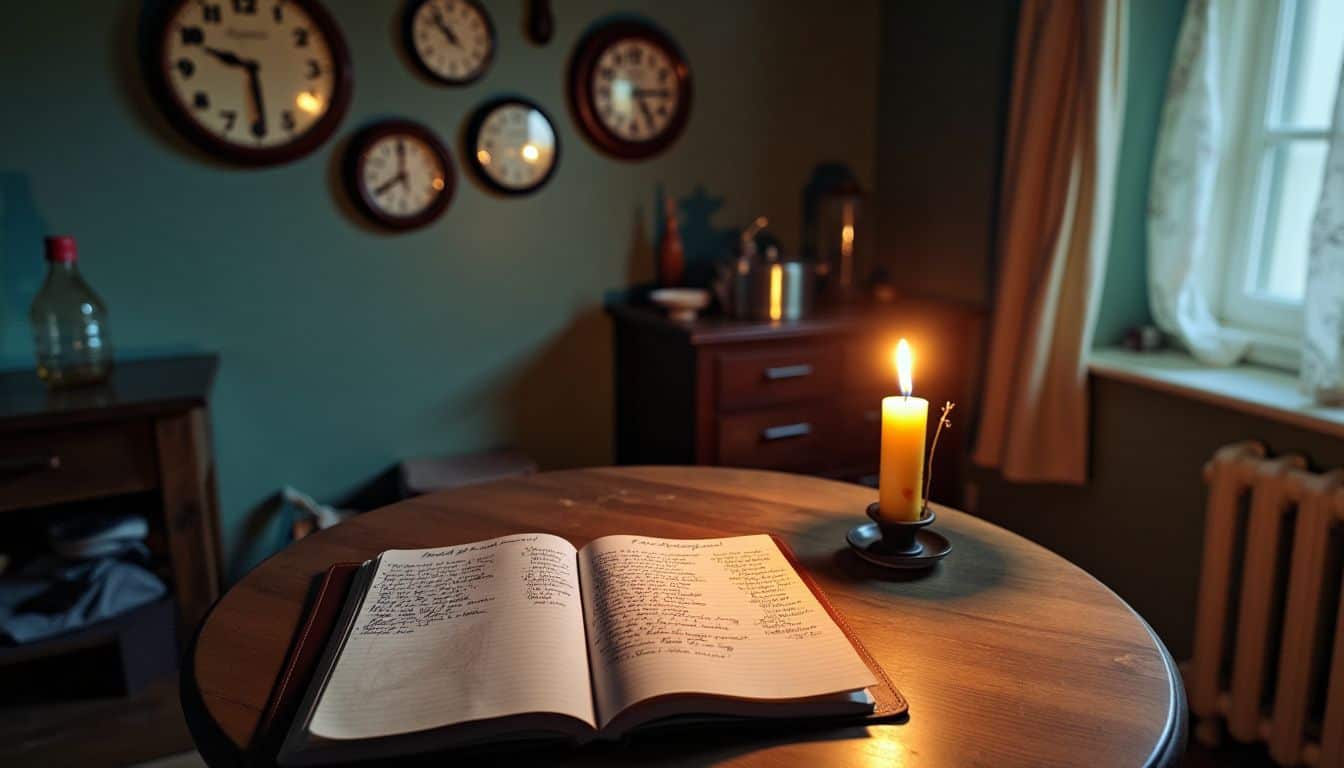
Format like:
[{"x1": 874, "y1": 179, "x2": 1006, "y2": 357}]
[{"x1": 922, "y1": 401, "x2": 956, "y2": 516}]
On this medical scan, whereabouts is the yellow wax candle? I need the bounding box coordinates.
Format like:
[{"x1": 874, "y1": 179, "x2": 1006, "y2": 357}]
[{"x1": 878, "y1": 340, "x2": 928, "y2": 521}]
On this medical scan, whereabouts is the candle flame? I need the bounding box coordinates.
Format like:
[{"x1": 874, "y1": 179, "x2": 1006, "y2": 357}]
[{"x1": 895, "y1": 339, "x2": 913, "y2": 397}]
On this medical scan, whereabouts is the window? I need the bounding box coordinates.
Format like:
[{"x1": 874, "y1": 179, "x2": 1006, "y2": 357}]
[{"x1": 1216, "y1": 0, "x2": 1344, "y2": 364}]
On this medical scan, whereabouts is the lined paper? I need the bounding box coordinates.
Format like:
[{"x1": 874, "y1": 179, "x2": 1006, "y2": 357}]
[
  {"x1": 308, "y1": 533, "x2": 595, "y2": 740},
  {"x1": 578, "y1": 534, "x2": 877, "y2": 727}
]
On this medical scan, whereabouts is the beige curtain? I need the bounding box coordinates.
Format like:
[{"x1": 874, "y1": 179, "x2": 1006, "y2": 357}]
[{"x1": 973, "y1": 0, "x2": 1127, "y2": 485}]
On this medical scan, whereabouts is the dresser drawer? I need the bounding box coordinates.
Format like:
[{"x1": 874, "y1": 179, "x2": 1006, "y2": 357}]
[
  {"x1": 0, "y1": 422, "x2": 158, "y2": 512},
  {"x1": 717, "y1": 405, "x2": 840, "y2": 471},
  {"x1": 716, "y1": 345, "x2": 842, "y2": 411}
]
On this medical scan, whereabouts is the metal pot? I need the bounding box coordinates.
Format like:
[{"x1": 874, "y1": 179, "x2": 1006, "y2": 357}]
[{"x1": 725, "y1": 261, "x2": 817, "y2": 321}]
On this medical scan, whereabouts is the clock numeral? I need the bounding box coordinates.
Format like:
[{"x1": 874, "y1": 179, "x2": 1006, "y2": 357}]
[
  {"x1": 305, "y1": 59, "x2": 322, "y2": 79},
  {"x1": 220, "y1": 110, "x2": 237, "y2": 131},
  {"x1": 176, "y1": 58, "x2": 195, "y2": 77},
  {"x1": 180, "y1": 26, "x2": 204, "y2": 45},
  {"x1": 272, "y1": 2, "x2": 284, "y2": 22},
  {"x1": 658, "y1": 68, "x2": 669, "y2": 82},
  {"x1": 599, "y1": 67, "x2": 614, "y2": 80},
  {"x1": 627, "y1": 47, "x2": 642, "y2": 64},
  {"x1": 293, "y1": 28, "x2": 308, "y2": 47},
  {"x1": 202, "y1": 4, "x2": 222, "y2": 23},
  {"x1": 232, "y1": 0, "x2": 257, "y2": 15},
  {"x1": 282, "y1": 110, "x2": 296, "y2": 132},
  {"x1": 193, "y1": 91, "x2": 210, "y2": 109}
]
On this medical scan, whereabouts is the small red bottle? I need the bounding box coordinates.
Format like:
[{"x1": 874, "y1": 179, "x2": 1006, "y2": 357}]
[
  {"x1": 29, "y1": 236, "x2": 114, "y2": 387},
  {"x1": 658, "y1": 197, "x2": 685, "y2": 287}
]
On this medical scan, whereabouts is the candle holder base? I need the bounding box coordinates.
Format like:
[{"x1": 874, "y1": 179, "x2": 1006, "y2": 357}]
[{"x1": 846, "y1": 503, "x2": 951, "y2": 570}]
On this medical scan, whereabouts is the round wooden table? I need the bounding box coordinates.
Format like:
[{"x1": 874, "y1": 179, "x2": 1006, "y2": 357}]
[{"x1": 184, "y1": 467, "x2": 1186, "y2": 767}]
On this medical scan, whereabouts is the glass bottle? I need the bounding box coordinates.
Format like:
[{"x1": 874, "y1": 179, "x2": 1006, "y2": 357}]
[{"x1": 29, "y1": 236, "x2": 113, "y2": 387}]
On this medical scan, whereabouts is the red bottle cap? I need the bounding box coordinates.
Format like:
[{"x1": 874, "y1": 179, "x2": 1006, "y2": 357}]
[{"x1": 44, "y1": 236, "x2": 78, "y2": 264}]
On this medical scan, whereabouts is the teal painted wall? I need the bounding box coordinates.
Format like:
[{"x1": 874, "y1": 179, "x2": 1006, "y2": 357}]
[
  {"x1": 1093, "y1": 0, "x2": 1186, "y2": 345},
  {"x1": 0, "y1": 1, "x2": 880, "y2": 576}
]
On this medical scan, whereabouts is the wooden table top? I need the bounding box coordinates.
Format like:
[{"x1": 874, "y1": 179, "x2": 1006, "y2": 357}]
[{"x1": 185, "y1": 467, "x2": 1185, "y2": 767}]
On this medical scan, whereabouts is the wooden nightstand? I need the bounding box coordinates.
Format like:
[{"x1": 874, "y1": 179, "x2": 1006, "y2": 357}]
[
  {"x1": 607, "y1": 303, "x2": 983, "y2": 504},
  {"x1": 0, "y1": 355, "x2": 222, "y2": 636}
]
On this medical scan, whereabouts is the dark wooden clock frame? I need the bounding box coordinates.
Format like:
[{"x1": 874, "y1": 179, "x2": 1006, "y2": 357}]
[
  {"x1": 463, "y1": 97, "x2": 561, "y2": 196},
  {"x1": 145, "y1": 0, "x2": 354, "y2": 167},
  {"x1": 567, "y1": 20, "x2": 693, "y2": 161},
  {"x1": 402, "y1": 0, "x2": 497, "y2": 86},
  {"x1": 344, "y1": 119, "x2": 457, "y2": 231}
]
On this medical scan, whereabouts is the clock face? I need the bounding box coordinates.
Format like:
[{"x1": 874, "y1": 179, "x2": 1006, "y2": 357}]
[
  {"x1": 591, "y1": 39, "x2": 681, "y2": 143},
  {"x1": 405, "y1": 0, "x2": 495, "y2": 85},
  {"x1": 569, "y1": 22, "x2": 692, "y2": 160},
  {"x1": 467, "y1": 99, "x2": 559, "y2": 195},
  {"x1": 346, "y1": 121, "x2": 455, "y2": 230},
  {"x1": 153, "y1": 0, "x2": 352, "y2": 165}
]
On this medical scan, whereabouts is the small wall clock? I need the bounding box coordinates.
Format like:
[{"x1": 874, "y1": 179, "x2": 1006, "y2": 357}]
[
  {"x1": 147, "y1": 0, "x2": 353, "y2": 166},
  {"x1": 404, "y1": 0, "x2": 496, "y2": 85},
  {"x1": 465, "y1": 98, "x2": 560, "y2": 195},
  {"x1": 568, "y1": 20, "x2": 692, "y2": 160},
  {"x1": 344, "y1": 120, "x2": 456, "y2": 230}
]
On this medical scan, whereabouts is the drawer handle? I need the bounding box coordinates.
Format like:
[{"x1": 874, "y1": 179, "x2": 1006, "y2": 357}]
[
  {"x1": 764, "y1": 364, "x2": 814, "y2": 381},
  {"x1": 0, "y1": 454, "x2": 61, "y2": 480},
  {"x1": 762, "y1": 422, "x2": 812, "y2": 441}
]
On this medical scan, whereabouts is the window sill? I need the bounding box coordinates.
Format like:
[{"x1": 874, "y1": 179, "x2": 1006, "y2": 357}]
[{"x1": 1088, "y1": 347, "x2": 1344, "y2": 439}]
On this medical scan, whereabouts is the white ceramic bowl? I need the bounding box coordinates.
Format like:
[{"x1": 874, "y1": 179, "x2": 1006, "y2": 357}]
[{"x1": 650, "y1": 288, "x2": 711, "y2": 322}]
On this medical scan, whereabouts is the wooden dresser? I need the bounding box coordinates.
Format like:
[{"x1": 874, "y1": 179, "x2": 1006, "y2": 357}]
[
  {"x1": 607, "y1": 303, "x2": 983, "y2": 504},
  {"x1": 0, "y1": 355, "x2": 222, "y2": 635}
]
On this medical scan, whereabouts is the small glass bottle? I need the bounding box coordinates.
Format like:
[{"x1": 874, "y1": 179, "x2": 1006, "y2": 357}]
[{"x1": 29, "y1": 236, "x2": 114, "y2": 387}]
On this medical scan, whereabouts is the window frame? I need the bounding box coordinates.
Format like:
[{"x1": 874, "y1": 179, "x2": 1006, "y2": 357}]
[{"x1": 1213, "y1": 0, "x2": 1334, "y2": 369}]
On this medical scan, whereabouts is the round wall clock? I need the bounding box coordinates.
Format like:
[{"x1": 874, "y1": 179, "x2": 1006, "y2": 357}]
[
  {"x1": 148, "y1": 0, "x2": 353, "y2": 166},
  {"x1": 567, "y1": 20, "x2": 692, "y2": 160},
  {"x1": 404, "y1": 0, "x2": 496, "y2": 85},
  {"x1": 465, "y1": 98, "x2": 560, "y2": 196},
  {"x1": 344, "y1": 120, "x2": 455, "y2": 230}
]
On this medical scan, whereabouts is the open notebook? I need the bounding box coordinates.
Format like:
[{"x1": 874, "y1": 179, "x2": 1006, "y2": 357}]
[{"x1": 276, "y1": 533, "x2": 905, "y2": 765}]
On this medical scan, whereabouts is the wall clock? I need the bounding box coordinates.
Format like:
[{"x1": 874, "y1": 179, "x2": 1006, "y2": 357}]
[
  {"x1": 344, "y1": 120, "x2": 456, "y2": 230},
  {"x1": 465, "y1": 98, "x2": 559, "y2": 196},
  {"x1": 404, "y1": 0, "x2": 496, "y2": 85},
  {"x1": 148, "y1": 0, "x2": 353, "y2": 166},
  {"x1": 567, "y1": 20, "x2": 692, "y2": 160}
]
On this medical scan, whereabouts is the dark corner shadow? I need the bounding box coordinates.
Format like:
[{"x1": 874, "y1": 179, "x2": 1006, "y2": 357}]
[
  {"x1": 429, "y1": 305, "x2": 613, "y2": 474},
  {"x1": 793, "y1": 513, "x2": 1008, "y2": 599},
  {"x1": 229, "y1": 491, "x2": 289, "y2": 584}
]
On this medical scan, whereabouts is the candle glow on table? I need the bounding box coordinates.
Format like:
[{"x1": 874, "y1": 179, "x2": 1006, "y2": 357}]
[{"x1": 878, "y1": 339, "x2": 929, "y2": 521}]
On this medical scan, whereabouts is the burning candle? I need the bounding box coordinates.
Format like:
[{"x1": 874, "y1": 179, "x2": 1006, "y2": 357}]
[{"x1": 878, "y1": 339, "x2": 929, "y2": 521}]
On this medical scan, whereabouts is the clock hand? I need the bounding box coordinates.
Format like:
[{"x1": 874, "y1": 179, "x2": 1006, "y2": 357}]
[
  {"x1": 430, "y1": 9, "x2": 461, "y2": 46},
  {"x1": 203, "y1": 46, "x2": 249, "y2": 69},
  {"x1": 246, "y1": 63, "x2": 267, "y2": 137},
  {"x1": 373, "y1": 173, "x2": 406, "y2": 195},
  {"x1": 632, "y1": 88, "x2": 672, "y2": 98},
  {"x1": 637, "y1": 95, "x2": 656, "y2": 128}
]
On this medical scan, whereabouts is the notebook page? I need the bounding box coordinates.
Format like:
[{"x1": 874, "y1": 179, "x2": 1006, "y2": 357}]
[
  {"x1": 577, "y1": 533, "x2": 876, "y2": 727},
  {"x1": 308, "y1": 533, "x2": 595, "y2": 740}
]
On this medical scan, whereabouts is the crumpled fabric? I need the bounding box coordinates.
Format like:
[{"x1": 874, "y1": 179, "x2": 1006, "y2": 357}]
[{"x1": 0, "y1": 548, "x2": 166, "y2": 644}]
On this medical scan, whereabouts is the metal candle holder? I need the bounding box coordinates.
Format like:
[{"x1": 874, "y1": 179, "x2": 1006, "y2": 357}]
[{"x1": 846, "y1": 502, "x2": 952, "y2": 570}]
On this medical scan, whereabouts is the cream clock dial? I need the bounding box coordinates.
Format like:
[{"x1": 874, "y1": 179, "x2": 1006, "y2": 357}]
[
  {"x1": 346, "y1": 121, "x2": 455, "y2": 230},
  {"x1": 592, "y1": 40, "x2": 680, "y2": 143},
  {"x1": 405, "y1": 0, "x2": 496, "y2": 85},
  {"x1": 467, "y1": 99, "x2": 559, "y2": 195},
  {"x1": 152, "y1": 0, "x2": 352, "y2": 165},
  {"x1": 568, "y1": 21, "x2": 692, "y2": 160}
]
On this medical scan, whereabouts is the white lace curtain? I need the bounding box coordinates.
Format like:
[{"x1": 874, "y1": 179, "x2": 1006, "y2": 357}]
[
  {"x1": 1149, "y1": 0, "x2": 1344, "y2": 403},
  {"x1": 1303, "y1": 56, "x2": 1344, "y2": 403}
]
